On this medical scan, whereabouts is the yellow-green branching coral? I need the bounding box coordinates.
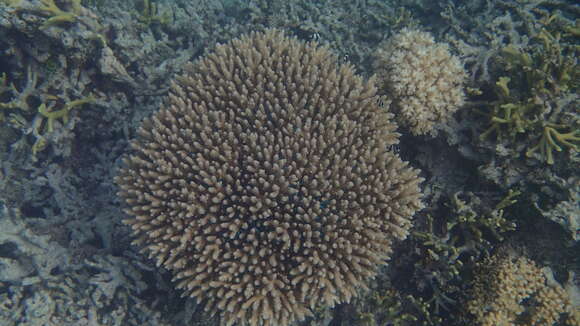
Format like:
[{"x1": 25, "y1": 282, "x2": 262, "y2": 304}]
[
  {"x1": 0, "y1": 69, "x2": 38, "y2": 112},
  {"x1": 136, "y1": 0, "x2": 171, "y2": 28},
  {"x1": 0, "y1": 0, "x2": 22, "y2": 6},
  {"x1": 479, "y1": 100, "x2": 540, "y2": 141},
  {"x1": 26, "y1": 95, "x2": 94, "y2": 157},
  {"x1": 37, "y1": 96, "x2": 94, "y2": 133},
  {"x1": 38, "y1": 0, "x2": 83, "y2": 28},
  {"x1": 495, "y1": 76, "x2": 511, "y2": 98},
  {"x1": 526, "y1": 124, "x2": 580, "y2": 164},
  {"x1": 38, "y1": 0, "x2": 82, "y2": 16},
  {"x1": 9, "y1": 0, "x2": 84, "y2": 28},
  {"x1": 478, "y1": 15, "x2": 578, "y2": 165},
  {"x1": 356, "y1": 289, "x2": 419, "y2": 326}
]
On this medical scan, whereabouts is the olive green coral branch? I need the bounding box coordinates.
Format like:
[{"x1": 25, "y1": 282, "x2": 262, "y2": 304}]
[
  {"x1": 526, "y1": 124, "x2": 579, "y2": 164},
  {"x1": 495, "y1": 76, "x2": 511, "y2": 98},
  {"x1": 494, "y1": 189, "x2": 521, "y2": 211},
  {"x1": 6, "y1": 0, "x2": 83, "y2": 28},
  {"x1": 38, "y1": 0, "x2": 82, "y2": 15},
  {"x1": 479, "y1": 101, "x2": 538, "y2": 140},
  {"x1": 38, "y1": 96, "x2": 94, "y2": 133},
  {"x1": 29, "y1": 95, "x2": 94, "y2": 156},
  {"x1": 136, "y1": 0, "x2": 171, "y2": 27},
  {"x1": 38, "y1": 0, "x2": 82, "y2": 27},
  {"x1": 1, "y1": 0, "x2": 22, "y2": 6}
]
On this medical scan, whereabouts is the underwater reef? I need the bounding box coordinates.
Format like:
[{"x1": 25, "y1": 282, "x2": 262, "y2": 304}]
[{"x1": 0, "y1": 0, "x2": 578, "y2": 325}]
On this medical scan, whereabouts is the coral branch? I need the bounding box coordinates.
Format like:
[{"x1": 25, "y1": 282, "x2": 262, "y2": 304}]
[{"x1": 526, "y1": 124, "x2": 579, "y2": 164}]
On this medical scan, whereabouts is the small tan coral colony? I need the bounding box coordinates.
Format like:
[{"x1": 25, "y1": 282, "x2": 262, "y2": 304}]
[
  {"x1": 374, "y1": 28, "x2": 466, "y2": 136},
  {"x1": 116, "y1": 30, "x2": 424, "y2": 326}
]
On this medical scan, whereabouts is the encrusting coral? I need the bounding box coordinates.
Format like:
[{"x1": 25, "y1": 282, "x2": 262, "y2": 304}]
[
  {"x1": 374, "y1": 28, "x2": 466, "y2": 136},
  {"x1": 116, "y1": 29, "x2": 424, "y2": 326}
]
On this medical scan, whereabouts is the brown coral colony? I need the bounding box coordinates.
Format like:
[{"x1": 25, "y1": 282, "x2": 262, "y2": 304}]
[{"x1": 116, "y1": 30, "x2": 423, "y2": 326}]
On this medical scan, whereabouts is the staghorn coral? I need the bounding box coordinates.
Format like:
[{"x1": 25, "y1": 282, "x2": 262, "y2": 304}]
[
  {"x1": 466, "y1": 251, "x2": 579, "y2": 326},
  {"x1": 356, "y1": 288, "x2": 419, "y2": 326},
  {"x1": 374, "y1": 28, "x2": 466, "y2": 136},
  {"x1": 116, "y1": 29, "x2": 424, "y2": 326},
  {"x1": 4, "y1": 0, "x2": 84, "y2": 28},
  {"x1": 135, "y1": 0, "x2": 171, "y2": 29},
  {"x1": 0, "y1": 65, "x2": 94, "y2": 158},
  {"x1": 475, "y1": 13, "x2": 579, "y2": 166},
  {"x1": 384, "y1": 190, "x2": 519, "y2": 324}
]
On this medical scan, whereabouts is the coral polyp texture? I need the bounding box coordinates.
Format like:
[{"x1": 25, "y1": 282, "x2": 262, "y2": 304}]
[
  {"x1": 115, "y1": 29, "x2": 424, "y2": 326},
  {"x1": 374, "y1": 28, "x2": 466, "y2": 136},
  {"x1": 466, "y1": 252, "x2": 579, "y2": 326}
]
